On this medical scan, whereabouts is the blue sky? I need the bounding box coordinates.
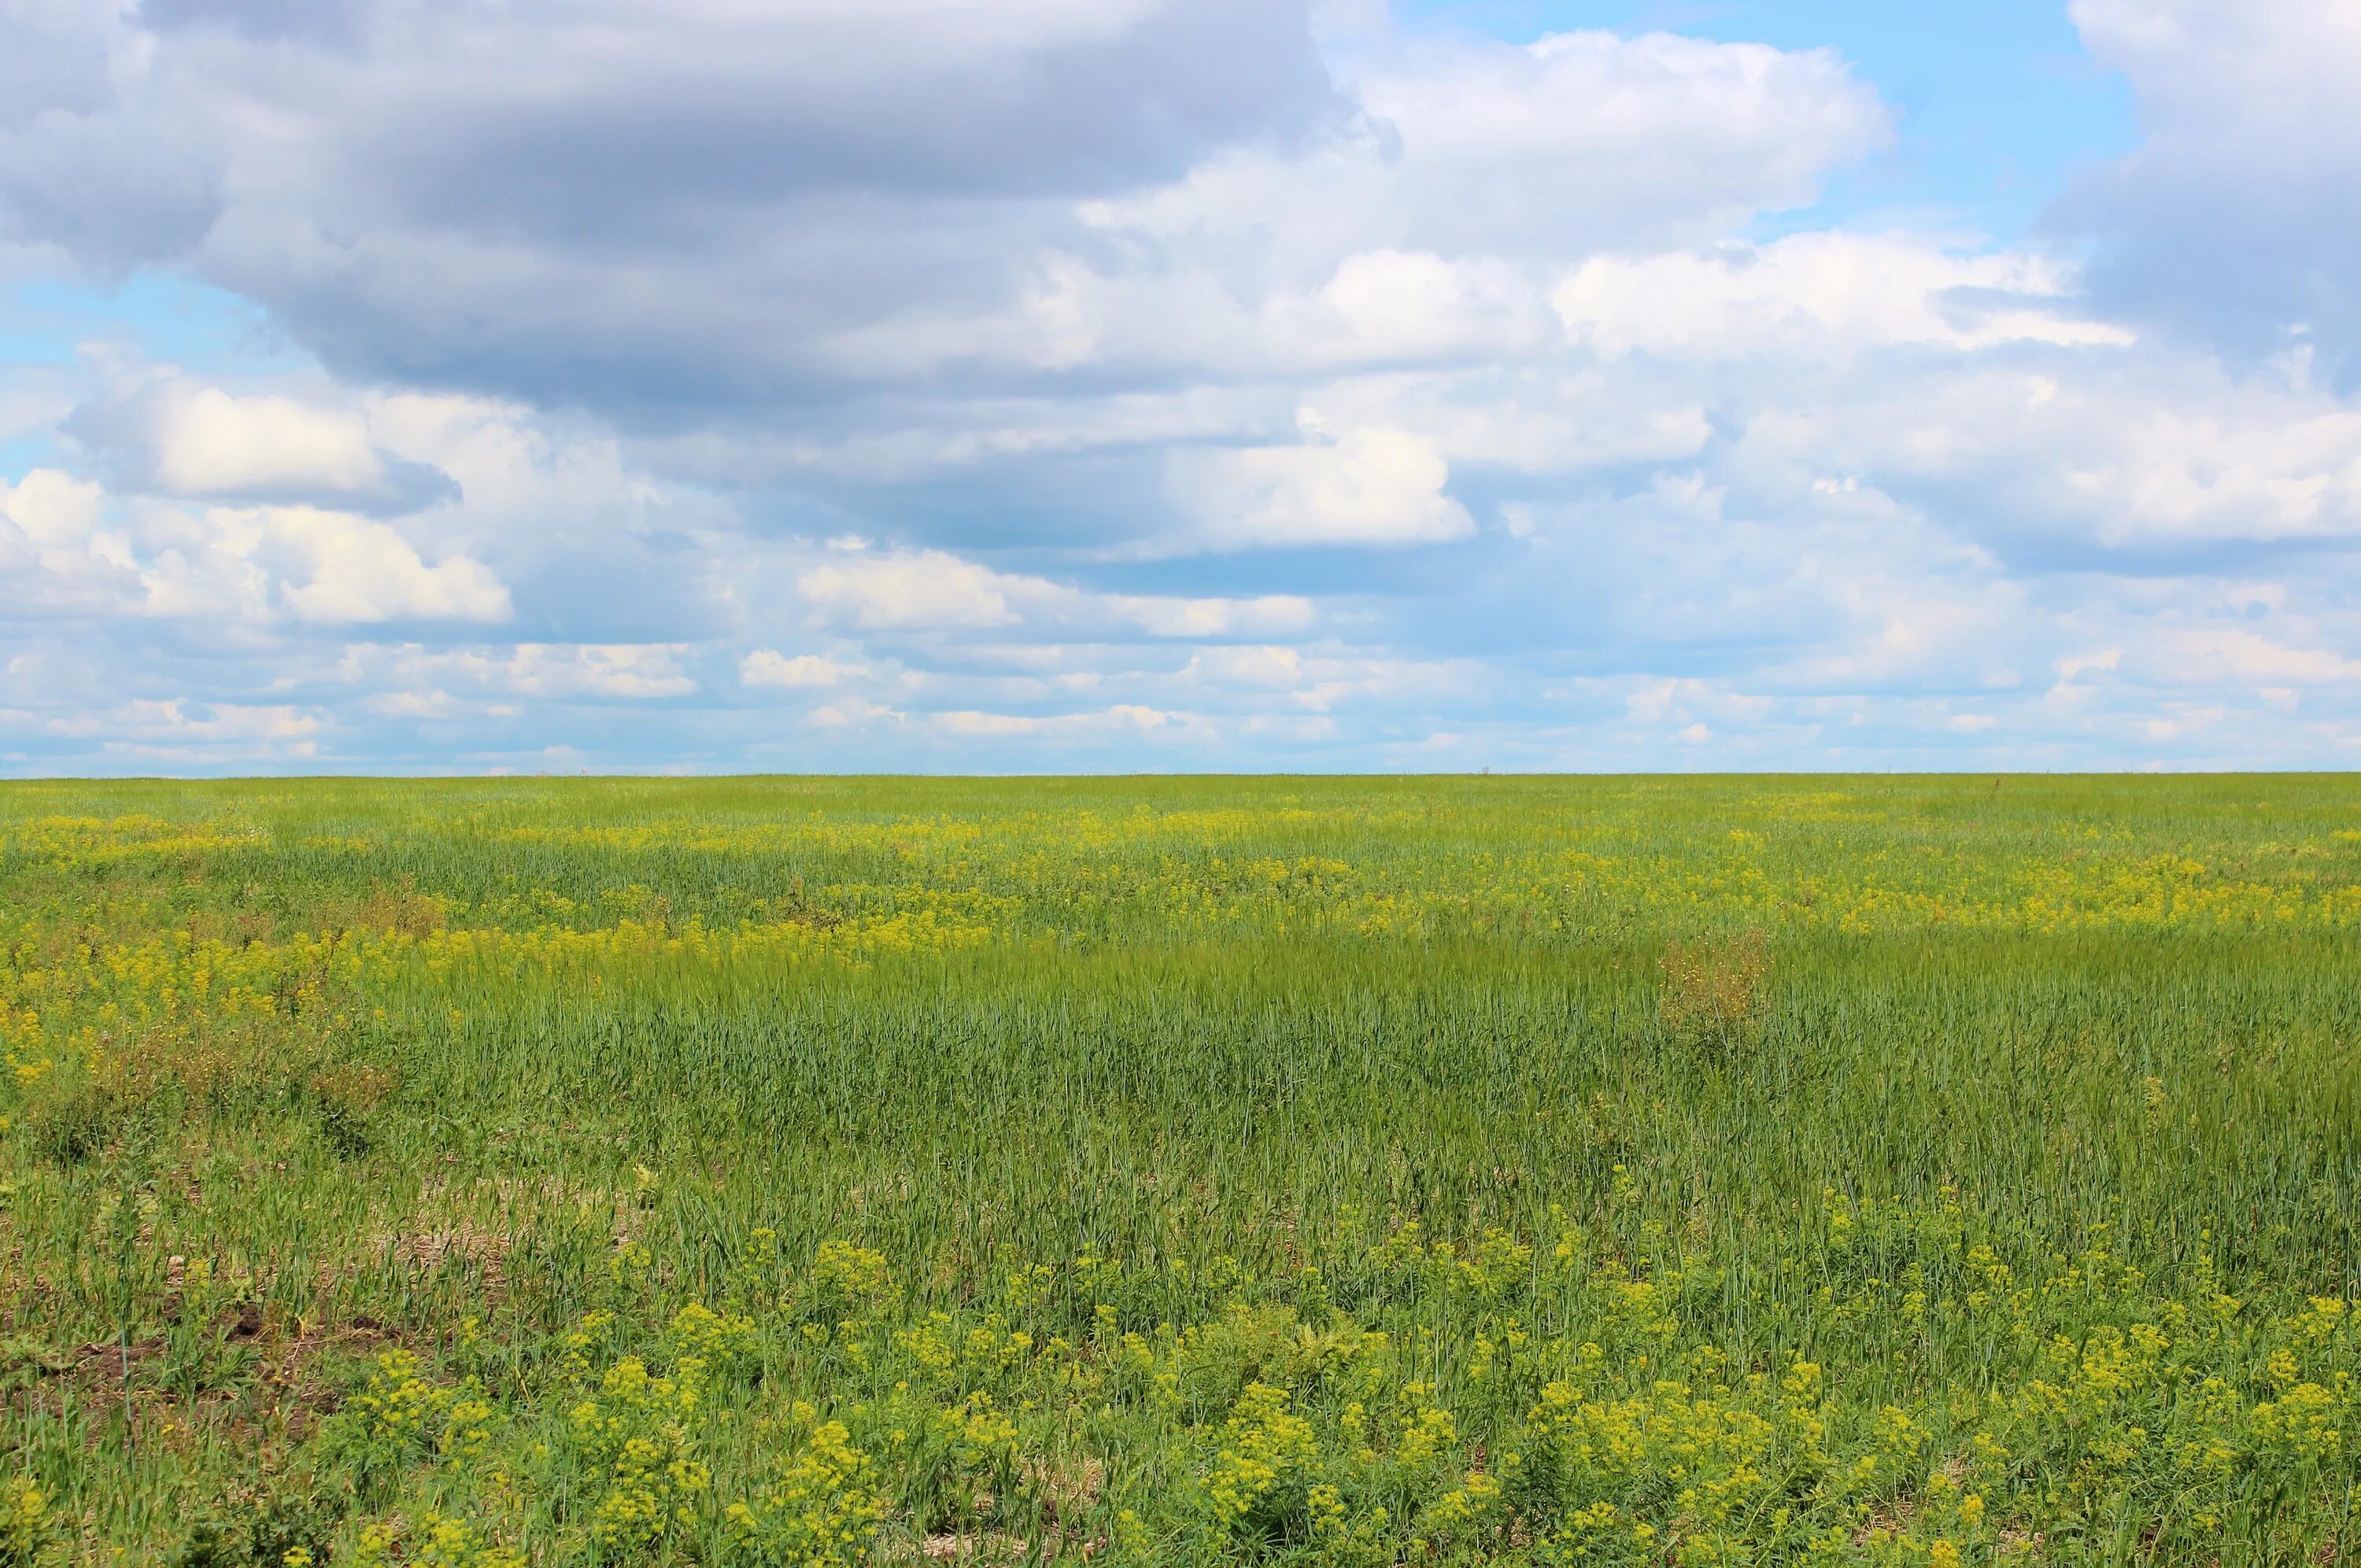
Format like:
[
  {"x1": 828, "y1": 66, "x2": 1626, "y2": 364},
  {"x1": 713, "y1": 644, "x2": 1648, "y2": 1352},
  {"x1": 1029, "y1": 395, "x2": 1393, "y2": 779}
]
[{"x1": 2, "y1": 0, "x2": 2358, "y2": 774}]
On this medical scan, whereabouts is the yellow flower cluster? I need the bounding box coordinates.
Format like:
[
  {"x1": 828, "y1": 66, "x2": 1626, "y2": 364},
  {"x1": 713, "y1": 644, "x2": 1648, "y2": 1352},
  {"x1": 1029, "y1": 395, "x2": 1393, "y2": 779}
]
[
  {"x1": 567, "y1": 1352, "x2": 714, "y2": 1548},
  {"x1": 726, "y1": 1408, "x2": 887, "y2": 1567},
  {"x1": 0, "y1": 1476, "x2": 49, "y2": 1565},
  {"x1": 347, "y1": 1348, "x2": 456, "y2": 1451},
  {"x1": 352, "y1": 1512, "x2": 526, "y2": 1568},
  {"x1": 1205, "y1": 1382, "x2": 1318, "y2": 1529}
]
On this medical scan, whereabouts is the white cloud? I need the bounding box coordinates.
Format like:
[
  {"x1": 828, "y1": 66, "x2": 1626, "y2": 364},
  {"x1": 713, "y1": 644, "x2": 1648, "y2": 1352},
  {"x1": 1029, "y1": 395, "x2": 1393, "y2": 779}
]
[
  {"x1": 1733, "y1": 359, "x2": 2361, "y2": 546},
  {"x1": 1169, "y1": 424, "x2": 1473, "y2": 549},
  {"x1": 2143, "y1": 703, "x2": 2226, "y2": 742},
  {"x1": 2055, "y1": 647, "x2": 2123, "y2": 685},
  {"x1": 60, "y1": 699, "x2": 326, "y2": 762},
  {"x1": 345, "y1": 642, "x2": 697, "y2": 703},
  {"x1": 1350, "y1": 30, "x2": 1887, "y2": 251},
  {"x1": 1170, "y1": 646, "x2": 1480, "y2": 715},
  {"x1": 2168, "y1": 629, "x2": 2361, "y2": 685},
  {"x1": 503, "y1": 644, "x2": 696, "y2": 699},
  {"x1": 371, "y1": 689, "x2": 476, "y2": 720},
  {"x1": 933, "y1": 703, "x2": 1196, "y2": 740},
  {"x1": 1108, "y1": 594, "x2": 1317, "y2": 638},
  {"x1": 264, "y1": 507, "x2": 512, "y2": 624},
  {"x1": 1299, "y1": 371, "x2": 1712, "y2": 475},
  {"x1": 4, "y1": 465, "x2": 510, "y2": 626},
  {"x1": 1306, "y1": 249, "x2": 1551, "y2": 363},
  {"x1": 794, "y1": 544, "x2": 1323, "y2": 639},
  {"x1": 0, "y1": 468, "x2": 139, "y2": 607},
  {"x1": 808, "y1": 697, "x2": 904, "y2": 729},
  {"x1": 799, "y1": 549, "x2": 1019, "y2": 630},
  {"x1": 741, "y1": 650, "x2": 863, "y2": 688},
  {"x1": 1186, "y1": 644, "x2": 1306, "y2": 689},
  {"x1": 1555, "y1": 234, "x2": 2133, "y2": 360},
  {"x1": 933, "y1": 709, "x2": 1061, "y2": 737},
  {"x1": 1099, "y1": 28, "x2": 1886, "y2": 265},
  {"x1": 150, "y1": 386, "x2": 383, "y2": 496}
]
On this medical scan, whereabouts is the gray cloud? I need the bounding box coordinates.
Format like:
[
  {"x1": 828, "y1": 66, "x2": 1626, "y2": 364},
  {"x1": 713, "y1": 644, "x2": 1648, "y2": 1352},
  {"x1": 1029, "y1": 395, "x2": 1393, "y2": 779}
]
[
  {"x1": 0, "y1": 2, "x2": 1889, "y2": 423},
  {"x1": 2058, "y1": 0, "x2": 2361, "y2": 386},
  {"x1": 3, "y1": 0, "x2": 1343, "y2": 414},
  {"x1": 139, "y1": 0, "x2": 374, "y2": 46}
]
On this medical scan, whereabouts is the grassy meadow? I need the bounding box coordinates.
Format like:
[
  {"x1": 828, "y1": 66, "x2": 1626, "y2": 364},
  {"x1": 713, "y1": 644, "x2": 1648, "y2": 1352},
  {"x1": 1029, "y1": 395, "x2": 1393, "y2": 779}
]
[{"x1": 2, "y1": 774, "x2": 2359, "y2": 1565}]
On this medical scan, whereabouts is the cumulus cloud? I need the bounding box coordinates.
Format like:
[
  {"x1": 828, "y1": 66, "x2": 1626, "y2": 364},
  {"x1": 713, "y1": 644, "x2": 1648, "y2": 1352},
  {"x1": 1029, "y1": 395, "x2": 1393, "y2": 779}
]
[
  {"x1": 1169, "y1": 424, "x2": 1475, "y2": 549},
  {"x1": 264, "y1": 507, "x2": 512, "y2": 623},
  {"x1": 0, "y1": 467, "x2": 139, "y2": 612},
  {"x1": 1310, "y1": 251, "x2": 1550, "y2": 364},
  {"x1": 146, "y1": 387, "x2": 381, "y2": 496},
  {"x1": 2, "y1": 470, "x2": 512, "y2": 625},
  {"x1": 61, "y1": 376, "x2": 464, "y2": 511}
]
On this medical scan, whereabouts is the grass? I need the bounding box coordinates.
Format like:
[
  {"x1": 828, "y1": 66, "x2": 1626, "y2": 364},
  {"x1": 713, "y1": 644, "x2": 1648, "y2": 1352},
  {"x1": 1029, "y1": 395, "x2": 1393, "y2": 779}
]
[{"x1": 1, "y1": 773, "x2": 2358, "y2": 1565}]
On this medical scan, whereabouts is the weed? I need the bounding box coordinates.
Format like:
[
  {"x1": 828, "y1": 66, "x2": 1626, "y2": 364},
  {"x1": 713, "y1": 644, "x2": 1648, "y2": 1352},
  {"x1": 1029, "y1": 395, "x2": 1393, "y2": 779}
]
[
  {"x1": 2, "y1": 775, "x2": 2358, "y2": 1562},
  {"x1": 1657, "y1": 926, "x2": 1773, "y2": 1050}
]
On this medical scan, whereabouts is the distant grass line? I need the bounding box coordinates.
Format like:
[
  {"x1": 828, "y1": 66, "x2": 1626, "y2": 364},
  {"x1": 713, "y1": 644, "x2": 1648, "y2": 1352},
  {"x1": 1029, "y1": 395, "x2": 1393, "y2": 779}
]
[{"x1": 2, "y1": 777, "x2": 2359, "y2": 1564}]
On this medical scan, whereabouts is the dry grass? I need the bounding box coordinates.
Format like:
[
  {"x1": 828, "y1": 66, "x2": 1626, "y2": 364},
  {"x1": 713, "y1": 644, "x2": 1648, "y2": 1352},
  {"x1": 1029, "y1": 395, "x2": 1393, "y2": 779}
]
[{"x1": 1657, "y1": 926, "x2": 1772, "y2": 1046}]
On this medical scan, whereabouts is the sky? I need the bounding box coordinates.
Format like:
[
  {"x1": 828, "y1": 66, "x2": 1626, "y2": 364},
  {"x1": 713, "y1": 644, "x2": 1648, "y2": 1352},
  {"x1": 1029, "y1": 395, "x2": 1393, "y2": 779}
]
[{"x1": 2, "y1": 1, "x2": 2359, "y2": 775}]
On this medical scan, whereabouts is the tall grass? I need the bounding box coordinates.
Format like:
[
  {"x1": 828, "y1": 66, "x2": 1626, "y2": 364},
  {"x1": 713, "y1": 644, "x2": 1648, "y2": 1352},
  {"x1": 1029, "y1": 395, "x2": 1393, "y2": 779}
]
[{"x1": 2, "y1": 776, "x2": 2358, "y2": 1563}]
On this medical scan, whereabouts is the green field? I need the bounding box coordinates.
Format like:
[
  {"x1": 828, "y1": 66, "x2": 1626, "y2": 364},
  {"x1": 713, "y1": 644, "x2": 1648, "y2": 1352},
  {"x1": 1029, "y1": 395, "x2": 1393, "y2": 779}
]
[{"x1": 3, "y1": 776, "x2": 2359, "y2": 1566}]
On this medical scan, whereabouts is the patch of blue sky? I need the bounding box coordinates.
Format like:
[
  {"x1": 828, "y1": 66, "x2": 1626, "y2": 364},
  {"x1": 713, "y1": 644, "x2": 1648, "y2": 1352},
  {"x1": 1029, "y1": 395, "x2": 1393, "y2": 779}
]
[
  {"x1": 0, "y1": 432, "x2": 57, "y2": 477},
  {"x1": 1, "y1": 272, "x2": 290, "y2": 375}
]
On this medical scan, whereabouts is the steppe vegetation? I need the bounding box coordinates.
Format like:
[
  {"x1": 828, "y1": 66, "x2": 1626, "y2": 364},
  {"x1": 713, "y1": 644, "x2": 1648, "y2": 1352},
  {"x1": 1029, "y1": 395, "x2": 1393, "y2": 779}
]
[{"x1": 2, "y1": 775, "x2": 2357, "y2": 1565}]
